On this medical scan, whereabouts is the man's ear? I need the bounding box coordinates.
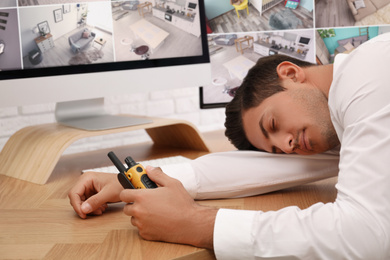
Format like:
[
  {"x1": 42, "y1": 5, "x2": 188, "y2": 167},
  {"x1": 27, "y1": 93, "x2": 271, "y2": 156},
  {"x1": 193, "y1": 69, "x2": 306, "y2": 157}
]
[{"x1": 276, "y1": 61, "x2": 305, "y2": 83}]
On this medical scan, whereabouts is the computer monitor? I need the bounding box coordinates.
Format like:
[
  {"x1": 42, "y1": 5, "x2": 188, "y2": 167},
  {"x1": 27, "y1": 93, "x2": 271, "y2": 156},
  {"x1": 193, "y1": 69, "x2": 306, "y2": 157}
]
[
  {"x1": 0, "y1": 0, "x2": 211, "y2": 130},
  {"x1": 200, "y1": 29, "x2": 315, "y2": 109}
]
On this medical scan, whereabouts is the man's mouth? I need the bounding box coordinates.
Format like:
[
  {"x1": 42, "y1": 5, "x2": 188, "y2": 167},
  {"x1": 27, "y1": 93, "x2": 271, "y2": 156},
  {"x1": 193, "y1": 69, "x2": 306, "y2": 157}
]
[{"x1": 300, "y1": 129, "x2": 311, "y2": 152}]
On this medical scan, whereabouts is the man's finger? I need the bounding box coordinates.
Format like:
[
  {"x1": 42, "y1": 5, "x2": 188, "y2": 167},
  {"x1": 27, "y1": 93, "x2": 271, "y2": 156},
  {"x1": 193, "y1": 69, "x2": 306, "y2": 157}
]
[
  {"x1": 69, "y1": 192, "x2": 86, "y2": 218},
  {"x1": 146, "y1": 166, "x2": 172, "y2": 187},
  {"x1": 68, "y1": 183, "x2": 89, "y2": 219},
  {"x1": 119, "y1": 189, "x2": 139, "y2": 203}
]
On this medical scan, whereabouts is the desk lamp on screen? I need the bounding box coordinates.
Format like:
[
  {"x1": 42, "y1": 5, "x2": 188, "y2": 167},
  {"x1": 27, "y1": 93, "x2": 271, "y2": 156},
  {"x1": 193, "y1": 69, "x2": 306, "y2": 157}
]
[{"x1": 0, "y1": 0, "x2": 210, "y2": 130}]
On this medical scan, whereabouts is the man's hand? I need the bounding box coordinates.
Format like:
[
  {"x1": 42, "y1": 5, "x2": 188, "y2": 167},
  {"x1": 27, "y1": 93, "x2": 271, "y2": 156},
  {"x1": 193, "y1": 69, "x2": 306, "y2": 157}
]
[
  {"x1": 120, "y1": 166, "x2": 218, "y2": 249},
  {"x1": 68, "y1": 172, "x2": 124, "y2": 219}
]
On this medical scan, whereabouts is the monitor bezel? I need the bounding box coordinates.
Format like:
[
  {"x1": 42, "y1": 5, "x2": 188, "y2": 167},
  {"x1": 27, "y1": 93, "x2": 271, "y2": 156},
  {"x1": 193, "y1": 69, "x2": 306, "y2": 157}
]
[{"x1": 199, "y1": 86, "x2": 229, "y2": 109}]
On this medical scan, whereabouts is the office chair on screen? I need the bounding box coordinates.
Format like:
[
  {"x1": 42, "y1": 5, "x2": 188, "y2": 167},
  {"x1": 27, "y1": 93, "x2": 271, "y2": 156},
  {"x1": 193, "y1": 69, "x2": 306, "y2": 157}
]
[{"x1": 132, "y1": 45, "x2": 150, "y2": 60}]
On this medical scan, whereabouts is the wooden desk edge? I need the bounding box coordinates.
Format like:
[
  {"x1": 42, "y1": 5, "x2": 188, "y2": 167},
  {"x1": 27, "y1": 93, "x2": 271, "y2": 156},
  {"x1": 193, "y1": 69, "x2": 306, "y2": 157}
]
[{"x1": 173, "y1": 249, "x2": 216, "y2": 260}]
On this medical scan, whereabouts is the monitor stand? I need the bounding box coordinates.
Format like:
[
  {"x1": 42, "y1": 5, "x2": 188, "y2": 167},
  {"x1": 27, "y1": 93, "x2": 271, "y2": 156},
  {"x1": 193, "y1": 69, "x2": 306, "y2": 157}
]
[
  {"x1": 0, "y1": 100, "x2": 211, "y2": 184},
  {"x1": 55, "y1": 98, "x2": 153, "y2": 130}
]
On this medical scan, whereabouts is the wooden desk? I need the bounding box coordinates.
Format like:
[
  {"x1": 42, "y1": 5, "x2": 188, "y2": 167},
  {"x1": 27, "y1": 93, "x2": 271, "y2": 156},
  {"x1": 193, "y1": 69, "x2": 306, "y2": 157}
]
[
  {"x1": 234, "y1": 36, "x2": 254, "y2": 54},
  {"x1": 0, "y1": 130, "x2": 338, "y2": 259}
]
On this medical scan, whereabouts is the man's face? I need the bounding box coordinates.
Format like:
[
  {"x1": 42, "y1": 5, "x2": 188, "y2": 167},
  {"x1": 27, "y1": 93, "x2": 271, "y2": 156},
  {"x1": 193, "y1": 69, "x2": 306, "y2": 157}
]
[{"x1": 242, "y1": 84, "x2": 339, "y2": 155}]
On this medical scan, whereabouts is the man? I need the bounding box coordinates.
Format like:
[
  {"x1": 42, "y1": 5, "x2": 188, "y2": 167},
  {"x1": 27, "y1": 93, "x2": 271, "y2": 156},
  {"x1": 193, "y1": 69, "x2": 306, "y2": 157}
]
[
  {"x1": 69, "y1": 33, "x2": 390, "y2": 259},
  {"x1": 224, "y1": 54, "x2": 338, "y2": 154}
]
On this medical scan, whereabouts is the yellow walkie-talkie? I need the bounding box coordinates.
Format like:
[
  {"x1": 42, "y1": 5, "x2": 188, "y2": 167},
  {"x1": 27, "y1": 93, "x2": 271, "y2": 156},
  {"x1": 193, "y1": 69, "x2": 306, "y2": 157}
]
[{"x1": 108, "y1": 151, "x2": 157, "y2": 189}]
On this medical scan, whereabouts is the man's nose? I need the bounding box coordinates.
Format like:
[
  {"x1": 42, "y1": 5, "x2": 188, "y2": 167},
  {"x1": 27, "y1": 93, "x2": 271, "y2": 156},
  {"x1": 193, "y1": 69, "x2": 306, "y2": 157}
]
[{"x1": 272, "y1": 133, "x2": 295, "y2": 154}]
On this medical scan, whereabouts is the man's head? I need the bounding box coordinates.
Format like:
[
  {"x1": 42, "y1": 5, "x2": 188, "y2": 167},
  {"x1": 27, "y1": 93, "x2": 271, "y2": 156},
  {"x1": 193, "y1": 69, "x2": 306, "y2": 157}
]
[{"x1": 224, "y1": 55, "x2": 339, "y2": 155}]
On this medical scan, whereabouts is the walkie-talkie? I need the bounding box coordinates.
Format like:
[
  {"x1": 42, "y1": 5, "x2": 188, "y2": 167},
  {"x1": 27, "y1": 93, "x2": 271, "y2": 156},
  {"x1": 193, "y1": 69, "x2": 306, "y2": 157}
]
[{"x1": 108, "y1": 151, "x2": 157, "y2": 189}]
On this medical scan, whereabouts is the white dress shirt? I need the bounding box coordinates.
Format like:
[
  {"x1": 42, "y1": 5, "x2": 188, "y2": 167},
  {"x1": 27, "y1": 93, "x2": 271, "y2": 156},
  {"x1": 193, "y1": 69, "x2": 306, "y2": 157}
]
[{"x1": 162, "y1": 33, "x2": 390, "y2": 259}]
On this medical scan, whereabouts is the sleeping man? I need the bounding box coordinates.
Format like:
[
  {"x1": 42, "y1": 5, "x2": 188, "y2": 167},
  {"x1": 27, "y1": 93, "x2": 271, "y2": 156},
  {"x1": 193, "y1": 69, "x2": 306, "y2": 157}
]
[{"x1": 69, "y1": 33, "x2": 390, "y2": 259}]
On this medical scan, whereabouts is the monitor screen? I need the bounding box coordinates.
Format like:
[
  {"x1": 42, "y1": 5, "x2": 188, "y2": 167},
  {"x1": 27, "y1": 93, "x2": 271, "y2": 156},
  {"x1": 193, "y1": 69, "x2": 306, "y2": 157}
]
[
  {"x1": 200, "y1": 30, "x2": 315, "y2": 109},
  {"x1": 0, "y1": 0, "x2": 210, "y2": 130}
]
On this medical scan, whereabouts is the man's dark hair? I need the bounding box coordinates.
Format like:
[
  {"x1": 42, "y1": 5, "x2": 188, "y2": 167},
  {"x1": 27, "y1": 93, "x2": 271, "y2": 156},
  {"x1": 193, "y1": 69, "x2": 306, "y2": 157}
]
[{"x1": 224, "y1": 54, "x2": 315, "y2": 150}]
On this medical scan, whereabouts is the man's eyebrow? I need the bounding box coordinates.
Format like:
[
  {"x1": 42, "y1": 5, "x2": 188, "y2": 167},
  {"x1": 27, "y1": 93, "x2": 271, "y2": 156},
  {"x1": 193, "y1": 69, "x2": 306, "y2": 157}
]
[{"x1": 259, "y1": 115, "x2": 269, "y2": 139}]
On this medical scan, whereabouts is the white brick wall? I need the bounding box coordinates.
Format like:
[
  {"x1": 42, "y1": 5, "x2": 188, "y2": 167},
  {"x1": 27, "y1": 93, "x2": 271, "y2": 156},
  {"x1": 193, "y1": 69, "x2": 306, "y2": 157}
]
[{"x1": 0, "y1": 86, "x2": 226, "y2": 155}]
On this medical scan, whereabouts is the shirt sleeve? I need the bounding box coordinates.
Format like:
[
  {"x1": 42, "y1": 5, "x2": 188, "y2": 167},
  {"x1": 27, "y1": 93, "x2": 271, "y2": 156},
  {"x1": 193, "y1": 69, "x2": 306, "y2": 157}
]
[{"x1": 161, "y1": 150, "x2": 339, "y2": 200}]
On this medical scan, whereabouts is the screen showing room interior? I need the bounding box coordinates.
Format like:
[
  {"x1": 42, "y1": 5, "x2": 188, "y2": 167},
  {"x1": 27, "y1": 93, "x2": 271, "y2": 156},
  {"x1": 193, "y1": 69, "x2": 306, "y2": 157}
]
[
  {"x1": 0, "y1": 0, "x2": 210, "y2": 130},
  {"x1": 200, "y1": 29, "x2": 315, "y2": 109}
]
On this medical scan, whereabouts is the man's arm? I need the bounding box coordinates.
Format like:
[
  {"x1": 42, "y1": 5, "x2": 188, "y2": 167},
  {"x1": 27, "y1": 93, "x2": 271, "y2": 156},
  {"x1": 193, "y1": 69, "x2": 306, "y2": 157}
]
[{"x1": 162, "y1": 150, "x2": 339, "y2": 200}]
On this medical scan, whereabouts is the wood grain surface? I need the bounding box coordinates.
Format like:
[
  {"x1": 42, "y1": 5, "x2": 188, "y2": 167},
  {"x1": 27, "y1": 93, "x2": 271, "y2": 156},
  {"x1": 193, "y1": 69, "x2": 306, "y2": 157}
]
[{"x1": 0, "y1": 130, "x2": 337, "y2": 259}]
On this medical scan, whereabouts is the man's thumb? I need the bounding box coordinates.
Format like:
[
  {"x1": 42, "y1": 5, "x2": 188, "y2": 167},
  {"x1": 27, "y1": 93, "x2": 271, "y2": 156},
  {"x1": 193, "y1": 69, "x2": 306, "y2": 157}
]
[
  {"x1": 81, "y1": 202, "x2": 93, "y2": 214},
  {"x1": 81, "y1": 195, "x2": 102, "y2": 214},
  {"x1": 146, "y1": 166, "x2": 170, "y2": 186}
]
